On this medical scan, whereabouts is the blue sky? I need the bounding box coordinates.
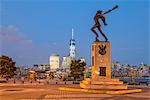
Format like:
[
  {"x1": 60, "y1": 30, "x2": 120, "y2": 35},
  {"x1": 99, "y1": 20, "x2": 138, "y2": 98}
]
[{"x1": 0, "y1": 0, "x2": 149, "y2": 66}]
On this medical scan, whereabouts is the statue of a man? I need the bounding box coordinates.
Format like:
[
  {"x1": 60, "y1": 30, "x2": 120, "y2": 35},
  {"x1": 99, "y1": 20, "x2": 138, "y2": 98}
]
[{"x1": 91, "y1": 5, "x2": 118, "y2": 42}]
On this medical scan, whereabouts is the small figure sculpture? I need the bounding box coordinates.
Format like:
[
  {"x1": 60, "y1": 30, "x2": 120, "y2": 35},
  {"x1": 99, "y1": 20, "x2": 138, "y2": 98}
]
[{"x1": 91, "y1": 5, "x2": 118, "y2": 42}]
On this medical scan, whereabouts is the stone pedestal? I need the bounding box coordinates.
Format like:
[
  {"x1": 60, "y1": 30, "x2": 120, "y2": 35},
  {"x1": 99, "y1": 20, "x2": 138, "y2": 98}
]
[
  {"x1": 80, "y1": 78, "x2": 127, "y2": 90},
  {"x1": 91, "y1": 41, "x2": 111, "y2": 79},
  {"x1": 80, "y1": 41, "x2": 127, "y2": 90}
]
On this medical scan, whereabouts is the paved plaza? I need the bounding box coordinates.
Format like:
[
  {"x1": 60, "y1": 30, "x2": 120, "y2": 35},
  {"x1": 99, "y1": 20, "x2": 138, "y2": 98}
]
[{"x1": 0, "y1": 82, "x2": 150, "y2": 100}]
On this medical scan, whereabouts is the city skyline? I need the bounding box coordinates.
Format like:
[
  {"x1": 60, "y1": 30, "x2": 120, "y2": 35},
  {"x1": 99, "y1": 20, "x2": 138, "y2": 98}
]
[{"x1": 0, "y1": 0, "x2": 149, "y2": 67}]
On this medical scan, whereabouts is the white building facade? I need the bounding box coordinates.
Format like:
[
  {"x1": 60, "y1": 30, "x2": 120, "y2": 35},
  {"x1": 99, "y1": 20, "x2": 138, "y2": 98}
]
[
  {"x1": 61, "y1": 56, "x2": 72, "y2": 69},
  {"x1": 49, "y1": 54, "x2": 60, "y2": 71}
]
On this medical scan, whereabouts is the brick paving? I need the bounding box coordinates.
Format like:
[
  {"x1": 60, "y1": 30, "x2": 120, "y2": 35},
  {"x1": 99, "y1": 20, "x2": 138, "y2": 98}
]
[{"x1": 0, "y1": 83, "x2": 150, "y2": 100}]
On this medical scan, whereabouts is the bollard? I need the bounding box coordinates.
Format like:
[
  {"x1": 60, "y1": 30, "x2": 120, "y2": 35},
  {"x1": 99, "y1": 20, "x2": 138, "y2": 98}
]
[
  {"x1": 39, "y1": 79, "x2": 40, "y2": 84},
  {"x1": 47, "y1": 81, "x2": 49, "y2": 85},
  {"x1": 14, "y1": 80, "x2": 16, "y2": 84}
]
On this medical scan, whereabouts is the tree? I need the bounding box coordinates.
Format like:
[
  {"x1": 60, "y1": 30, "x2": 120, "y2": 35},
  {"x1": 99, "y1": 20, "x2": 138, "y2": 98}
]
[
  {"x1": 70, "y1": 59, "x2": 86, "y2": 81},
  {"x1": 0, "y1": 55, "x2": 16, "y2": 78}
]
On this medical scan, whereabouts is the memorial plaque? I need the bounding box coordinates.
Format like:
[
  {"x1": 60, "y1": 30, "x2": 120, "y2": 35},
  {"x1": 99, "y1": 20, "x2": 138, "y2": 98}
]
[{"x1": 99, "y1": 67, "x2": 106, "y2": 76}]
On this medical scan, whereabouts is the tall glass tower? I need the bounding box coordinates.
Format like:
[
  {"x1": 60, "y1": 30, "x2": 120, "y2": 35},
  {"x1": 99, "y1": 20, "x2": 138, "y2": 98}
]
[{"x1": 69, "y1": 28, "x2": 76, "y2": 59}]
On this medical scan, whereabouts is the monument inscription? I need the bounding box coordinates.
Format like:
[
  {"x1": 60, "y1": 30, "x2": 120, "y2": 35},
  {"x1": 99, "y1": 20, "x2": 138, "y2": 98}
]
[{"x1": 99, "y1": 67, "x2": 106, "y2": 76}]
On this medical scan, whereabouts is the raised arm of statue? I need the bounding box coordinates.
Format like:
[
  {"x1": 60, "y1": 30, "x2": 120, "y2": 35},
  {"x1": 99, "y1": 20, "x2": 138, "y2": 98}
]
[{"x1": 103, "y1": 5, "x2": 118, "y2": 15}]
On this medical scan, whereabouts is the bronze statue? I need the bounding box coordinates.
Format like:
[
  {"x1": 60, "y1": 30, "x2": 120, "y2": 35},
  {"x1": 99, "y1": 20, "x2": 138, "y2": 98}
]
[{"x1": 91, "y1": 5, "x2": 119, "y2": 42}]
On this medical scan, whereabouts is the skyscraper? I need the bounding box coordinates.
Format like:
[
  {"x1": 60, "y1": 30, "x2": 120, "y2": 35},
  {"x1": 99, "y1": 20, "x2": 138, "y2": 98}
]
[
  {"x1": 69, "y1": 28, "x2": 76, "y2": 59},
  {"x1": 61, "y1": 28, "x2": 76, "y2": 71}
]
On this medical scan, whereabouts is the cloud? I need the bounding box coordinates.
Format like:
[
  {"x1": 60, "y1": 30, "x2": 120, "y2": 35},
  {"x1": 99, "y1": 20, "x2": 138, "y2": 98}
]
[
  {"x1": 0, "y1": 25, "x2": 33, "y2": 50},
  {"x1": 0, "y1": 25, "x2": 35, "y2": 65},
  {"x1": 0, "y1": 25, "x2": 51, "y2": 66}
]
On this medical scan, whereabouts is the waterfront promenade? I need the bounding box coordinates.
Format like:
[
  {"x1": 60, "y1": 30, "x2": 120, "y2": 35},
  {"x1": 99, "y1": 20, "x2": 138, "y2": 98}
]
[{"x1": 0, "y1": 81, "x2": 150, "y2": 100}]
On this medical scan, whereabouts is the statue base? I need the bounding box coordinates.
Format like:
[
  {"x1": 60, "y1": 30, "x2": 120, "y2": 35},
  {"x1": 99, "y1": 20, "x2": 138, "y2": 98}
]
[
  {"x1": 78, "y1": 41, "x2": 141, "y2": 93},
  {"x1": 58, "y1": 87, "x2": 142, "y2": 94},
  {"x1": 58, "y1": 41, "x2": 142, "y2": 94},
  {"x1": 80, "y1": 78, "x2": 127, "y2": 90}
]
